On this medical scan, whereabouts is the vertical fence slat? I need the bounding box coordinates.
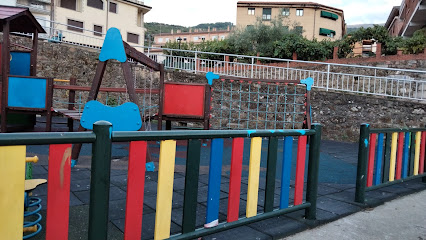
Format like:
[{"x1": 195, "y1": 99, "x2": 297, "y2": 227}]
[
  {"x1": 389, "y1": 132, "x2": 398, "y2": 181},
  {"x1": 246, "y1": 137, "x2": 262, "y2": 218},
  {"x1": 280, "y1": 137, "x2": 293, "y2": 209},
  {"x1": 294, "y1": 135, "x2": 307, "y2": 206},
  {"x1": 154, "y1": 140, "x2": 176, "y2": 240},
  {"x1": 382, "y1": 133, "x2": 391, "y2": 183},
  {"x1": 0, "y1": 146, "x2": 26, "y2": 240},
  {"x1": 409, "y1": 133, "x2": 416, "y2": 176},
  {"x1": 402, "y1": 132, "x2": 410, "y2": 178},
  {"x1": 124, "y1": 141, "x2": 147, "y2": 240},
  {"x1": 46, "y1": 144, "x2": 72, "y2": 240},
  {"x1": 414, "y1": 132, "x2": 421, "y2": 175},
  {"x1": 227, "y1": 138, "x2": 244, "y2": 222},
  {"x1": 396, "y1": 132, "x2": 404, "y2": 180},
  {"x1": 264, "y1": 137, "x2": 278, "y2": 213},
  {"x1": 205, "y1": 138, "x2": 224, "y2": 227},
  {"x1": 182, "y1": 139, "x2": 201, "y2": 233},
  {"x1": 367, "y1": 133, "x2": 377, "y2": 187},
  {"x1": 420, "y1": 132, "x2": 425, "y2": 175},
  {"x1": 374, "y1": 133, "x2": 384, "y2": 185}
]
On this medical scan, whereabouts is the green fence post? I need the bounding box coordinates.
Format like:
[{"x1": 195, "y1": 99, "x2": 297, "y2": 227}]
[
  {"x1": 264, "y1": 136, "x2": 278, "y2": 213},
  {"x1": 88, "y1": 121, "x2": 112, "y2": 240},
  {"x1": 355, "y1": 123, "x2": 370, "y2": 204},
  {"x1": 305, "y1": 124, "x2": 322, "y2": 220}
]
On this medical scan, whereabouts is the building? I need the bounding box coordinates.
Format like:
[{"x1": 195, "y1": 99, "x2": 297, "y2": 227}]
[
  {"x1": 236, "y1": 1, "x2": 346, "y2": 41},
  {"x1": 385, "y1": 0, "x2": 426, "y2": 37},
  {"x1": 3, "y1": 0, "x2": 51, "y2": 28},
  {"x1": 152, "y1": 26, "x2": 232, "y2": 48},
  {"x1": 53, "y1": 0, "x2": 151, "y2": 46}
]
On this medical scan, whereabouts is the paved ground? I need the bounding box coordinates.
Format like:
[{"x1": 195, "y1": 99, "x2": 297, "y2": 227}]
[
  {"x1": 286, "y1": 190, "x2": 426, "y2": 240},
  {"x1": 24, "y1": 117, "x2": 426, "y2": 239}
]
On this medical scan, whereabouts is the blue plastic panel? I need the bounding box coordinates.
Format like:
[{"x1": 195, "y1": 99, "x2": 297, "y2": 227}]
[
  {"x1": 10, "y1": 52, "x2": 31, "y2": 76},
  {"x1": 99, "y1": 28, "x2": 127, "y2": 63},
  {"x1": 80, "y1": 100, "x2": 142, "y2": 131},
  {"x1": 8, "y1": 77, "x2": 47, "y2": 109}
]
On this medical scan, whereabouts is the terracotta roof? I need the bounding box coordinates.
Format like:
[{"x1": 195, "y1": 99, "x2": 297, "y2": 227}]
[
  {"x1": 0, "y1": 5, "x2": 46, "y2": 33},
  {"x1": 237, "y1": 1, "x2": 344, "y2": 13}
]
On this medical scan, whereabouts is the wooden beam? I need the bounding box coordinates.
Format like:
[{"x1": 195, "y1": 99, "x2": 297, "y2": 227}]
[
  {"x1": 123, "y1": 41, "x2": 161, "y2": 71},
  {"x1": 121, "y1": 61, "x2": 138, "y2": 103},
  {"x1": 53, "y1": 85, "x2": 160, "y2": 94},
  {"x1": 1, "y1": 21, "x2": 11, "y2": 133}
]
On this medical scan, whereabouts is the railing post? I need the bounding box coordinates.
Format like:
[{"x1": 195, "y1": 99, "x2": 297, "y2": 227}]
[
  {"x1": 195, "y1": 52, "x2": 198, "y2": 74},
  {"x1": 326, "y1": 64, "x2": 330, "y2": 91},
  {"x1": 251, "y1": 57, "x2": 254, "y2": 78},
  {"x1": 305, "y1": 124, "x2": 322, "y2": 220},
  {"x1": 355, "y1": 123, "x2": 370, "y2": 204},
  {"x1": 88, "y1": 121, "x2": 113, "y2": 240}
]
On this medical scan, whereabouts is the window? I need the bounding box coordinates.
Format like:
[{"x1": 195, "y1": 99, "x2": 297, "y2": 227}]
[
  {"x1": 165, "y1": 38, "x2": 170, "y2": 42},
  {"x1": 127, "y1": 32, "x2": 139, "y2": 44},
  {"x1": 262, "y1": 8, "x2": 271, "y2": 20},
  {"x1": 320, "y1": 11, "x2": 338, "y2": 20},
  {"x1": 183, "y1": 37, "x2": 187, "y2": 41},
  {"x1": 193, "y1": 36, "x2": 199, "y2": 41},
  {"x1": 295, "y1": 26, "x2": 303, "y2": 34},
  {"x1": 93, "y1": 25, "x2": 102, "y2": 36},
  {"x1": 61, "y1": 0, "x2": 77, "y2": 10},
  {"x1": 282, "y1": 8, "x2": 290, "y2": 16},
  {"x1": 248, "y1": 8, "x2": 255, "y2": 15},
  {"x1": 220, "y1": 35, "x2": 225, "y2": 40},
  {"x1": 296, "y1": 9, "x2": 304, "y2": 16},
  {"x1": 158, "y1": 38, "x2": 163, "y2": 43},
  {"x1": 109, "y1": 2, "x2": 117, "y2": 13},
  {"x1": 319, "y1": 28, "x2": 336, "y2": 37},
  {"x1": 87, "y1": 0, "x2": 103, "y2": 10},
  {"x1": 67, "y1": 19, "x2": 83, "y2": 32}
]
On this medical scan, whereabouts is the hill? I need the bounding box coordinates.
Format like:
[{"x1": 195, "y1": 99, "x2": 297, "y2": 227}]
[{"x1": 145, "y1": 22, "x2": 234, "y2": 36}]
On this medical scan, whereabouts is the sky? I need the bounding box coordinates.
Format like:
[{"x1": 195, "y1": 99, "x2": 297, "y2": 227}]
[{"x1": 143, "y1": 0, "x2": 402, "y2": 26}]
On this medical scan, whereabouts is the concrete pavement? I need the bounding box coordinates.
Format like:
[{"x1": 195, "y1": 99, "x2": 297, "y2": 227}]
[{"x1": 286, "y1": 190, "x2": 426, "y2": 240}]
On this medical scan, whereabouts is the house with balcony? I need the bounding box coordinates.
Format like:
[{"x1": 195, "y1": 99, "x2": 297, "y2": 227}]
[
  {"x1": 53, "y1": 0, "x2": 151, "y2": 47},
  {"x1": 385, "y1": 0, "x2": 426, "y2": 37},
  {"x1": 236, "y1": 1, "x2": 346, "y2": 40}
]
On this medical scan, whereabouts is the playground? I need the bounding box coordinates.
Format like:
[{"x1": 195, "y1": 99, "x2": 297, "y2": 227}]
[{"x1": 0, "y1": 6, "x2": 425, "y2": 240}]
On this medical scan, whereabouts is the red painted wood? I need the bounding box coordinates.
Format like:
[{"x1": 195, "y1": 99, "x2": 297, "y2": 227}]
[
  {"x1": 46, "y1": 144, "x2": 72, "y2": 240},
  {"x1": 227, "y1": 138, "x2": 244, "y2": 222},
  {"x1": 294, "y1": 136, "x2": 307, "y2": 206},
  {"x1": 124, "y1": 141, "x2": 147, "y2": 240},
  {"x1": 163, "y1": 83, "x2": 206, "y2": 117},
  {"x1": 396, "y1": 132, "x2": 404, "y2": 179},
  {"x1": 367, "y1": 133, "x2": 377, "y2": 187},
  {"x1": 419, "y1": 132, "x2": 426, "y2": 174}
]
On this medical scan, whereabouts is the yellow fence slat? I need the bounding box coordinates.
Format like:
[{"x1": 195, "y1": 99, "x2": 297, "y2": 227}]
[
  {"x1": 154, "y1": 140, "x2": 176, "y2": 240},
  {"x1": 389, "y1": 132, "x2": 398, "y2": 181},
  {"x1": 413, "y1": 132, "x2": 421, "y2": 175},
  {"x1": 0, "y1": 146, "x2": 26, "y2": 240},
  {"x1": 246, "y1": 137, "x2": 262, "y2": 218}
]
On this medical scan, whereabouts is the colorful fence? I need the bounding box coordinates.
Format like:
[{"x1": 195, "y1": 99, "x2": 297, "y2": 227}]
[
  {"x1": 355, "y1": 124, "x2": 426, "y2": 203},
  {"x1": 0, "y1": 121, "x2": 322, "y2": 240}
]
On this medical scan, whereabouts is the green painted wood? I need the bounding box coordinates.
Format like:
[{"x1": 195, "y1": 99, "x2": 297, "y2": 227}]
[
  {"x1": 382, "y1": 133, "x2": 391, "y2": 183},
  {"x1": 366, "y1": 172, "x2": 426, "y2": 192},
  {"x1": 182, "y1": 139, "x2": 201, "y2": 233},
  {"x1": 0, "y1": 132, "x2": 95, "y2": 145},
  {"x1": 264, "y1": 136, "x2": 278, "y2": 213},
  {"x1": 305, "y1": 124, "x2": 322, "y2": 219},
  {"x1": 409, "y1": 132, "x2": 416, "y2": 176},
  {"x1": 112, "y1": 129, "x2": 315, "y2": 142},
  {"x1": 88, "y1": 121, "x2": 112, "y2": 240},
  {"x1": 355, "y1": 124, "x2": 370, "y2": 203},
  {"x1": 370, "y1": 128, "x2": 426, "y2": 133}
]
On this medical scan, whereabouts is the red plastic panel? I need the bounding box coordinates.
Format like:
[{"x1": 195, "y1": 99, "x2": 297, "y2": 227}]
[
  {"x1": 294, "y1": 136, "x2": 307, "y2": 206},
  {"x1": 366, "y1": 133, "x2": 377, "y2": 187},
  {"x1": 163, "y1": 83, "x2": 205, "y2": 117},
  {"x1": 124, "y1": 141, "x2": 147, "y2": 240},
  {"x1": 396, "y1": 132, "x2": 404, "y2": 180},
  {"x1": 227, "y1": 138, "x2": 244, "y2": 222},
  {"x1": 46, "y1": 144, "x2": 72, "y2": 240}
]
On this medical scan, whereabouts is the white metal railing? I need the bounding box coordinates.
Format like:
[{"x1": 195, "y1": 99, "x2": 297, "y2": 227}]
[
  {"x1": 139, "y1": 46, "x2": 426, "y2": 101},
  {"x1": 12, "y1": 17, "x2": 426, "y2": 101}
]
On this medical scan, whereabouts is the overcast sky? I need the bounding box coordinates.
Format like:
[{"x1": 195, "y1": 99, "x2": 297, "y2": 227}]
[{"x1": 144, "y1": 0, "x2": 402, "y2": 26}]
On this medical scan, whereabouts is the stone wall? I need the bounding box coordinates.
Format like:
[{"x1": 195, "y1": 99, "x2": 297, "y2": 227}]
[{"x1": 6, "y1": 36, "x2": 425, "y2": 142}]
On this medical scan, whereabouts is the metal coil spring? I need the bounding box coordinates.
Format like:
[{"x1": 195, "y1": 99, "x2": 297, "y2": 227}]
[{"x1": 23, "y1": 193, "x2": 42, "y2": 239}]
